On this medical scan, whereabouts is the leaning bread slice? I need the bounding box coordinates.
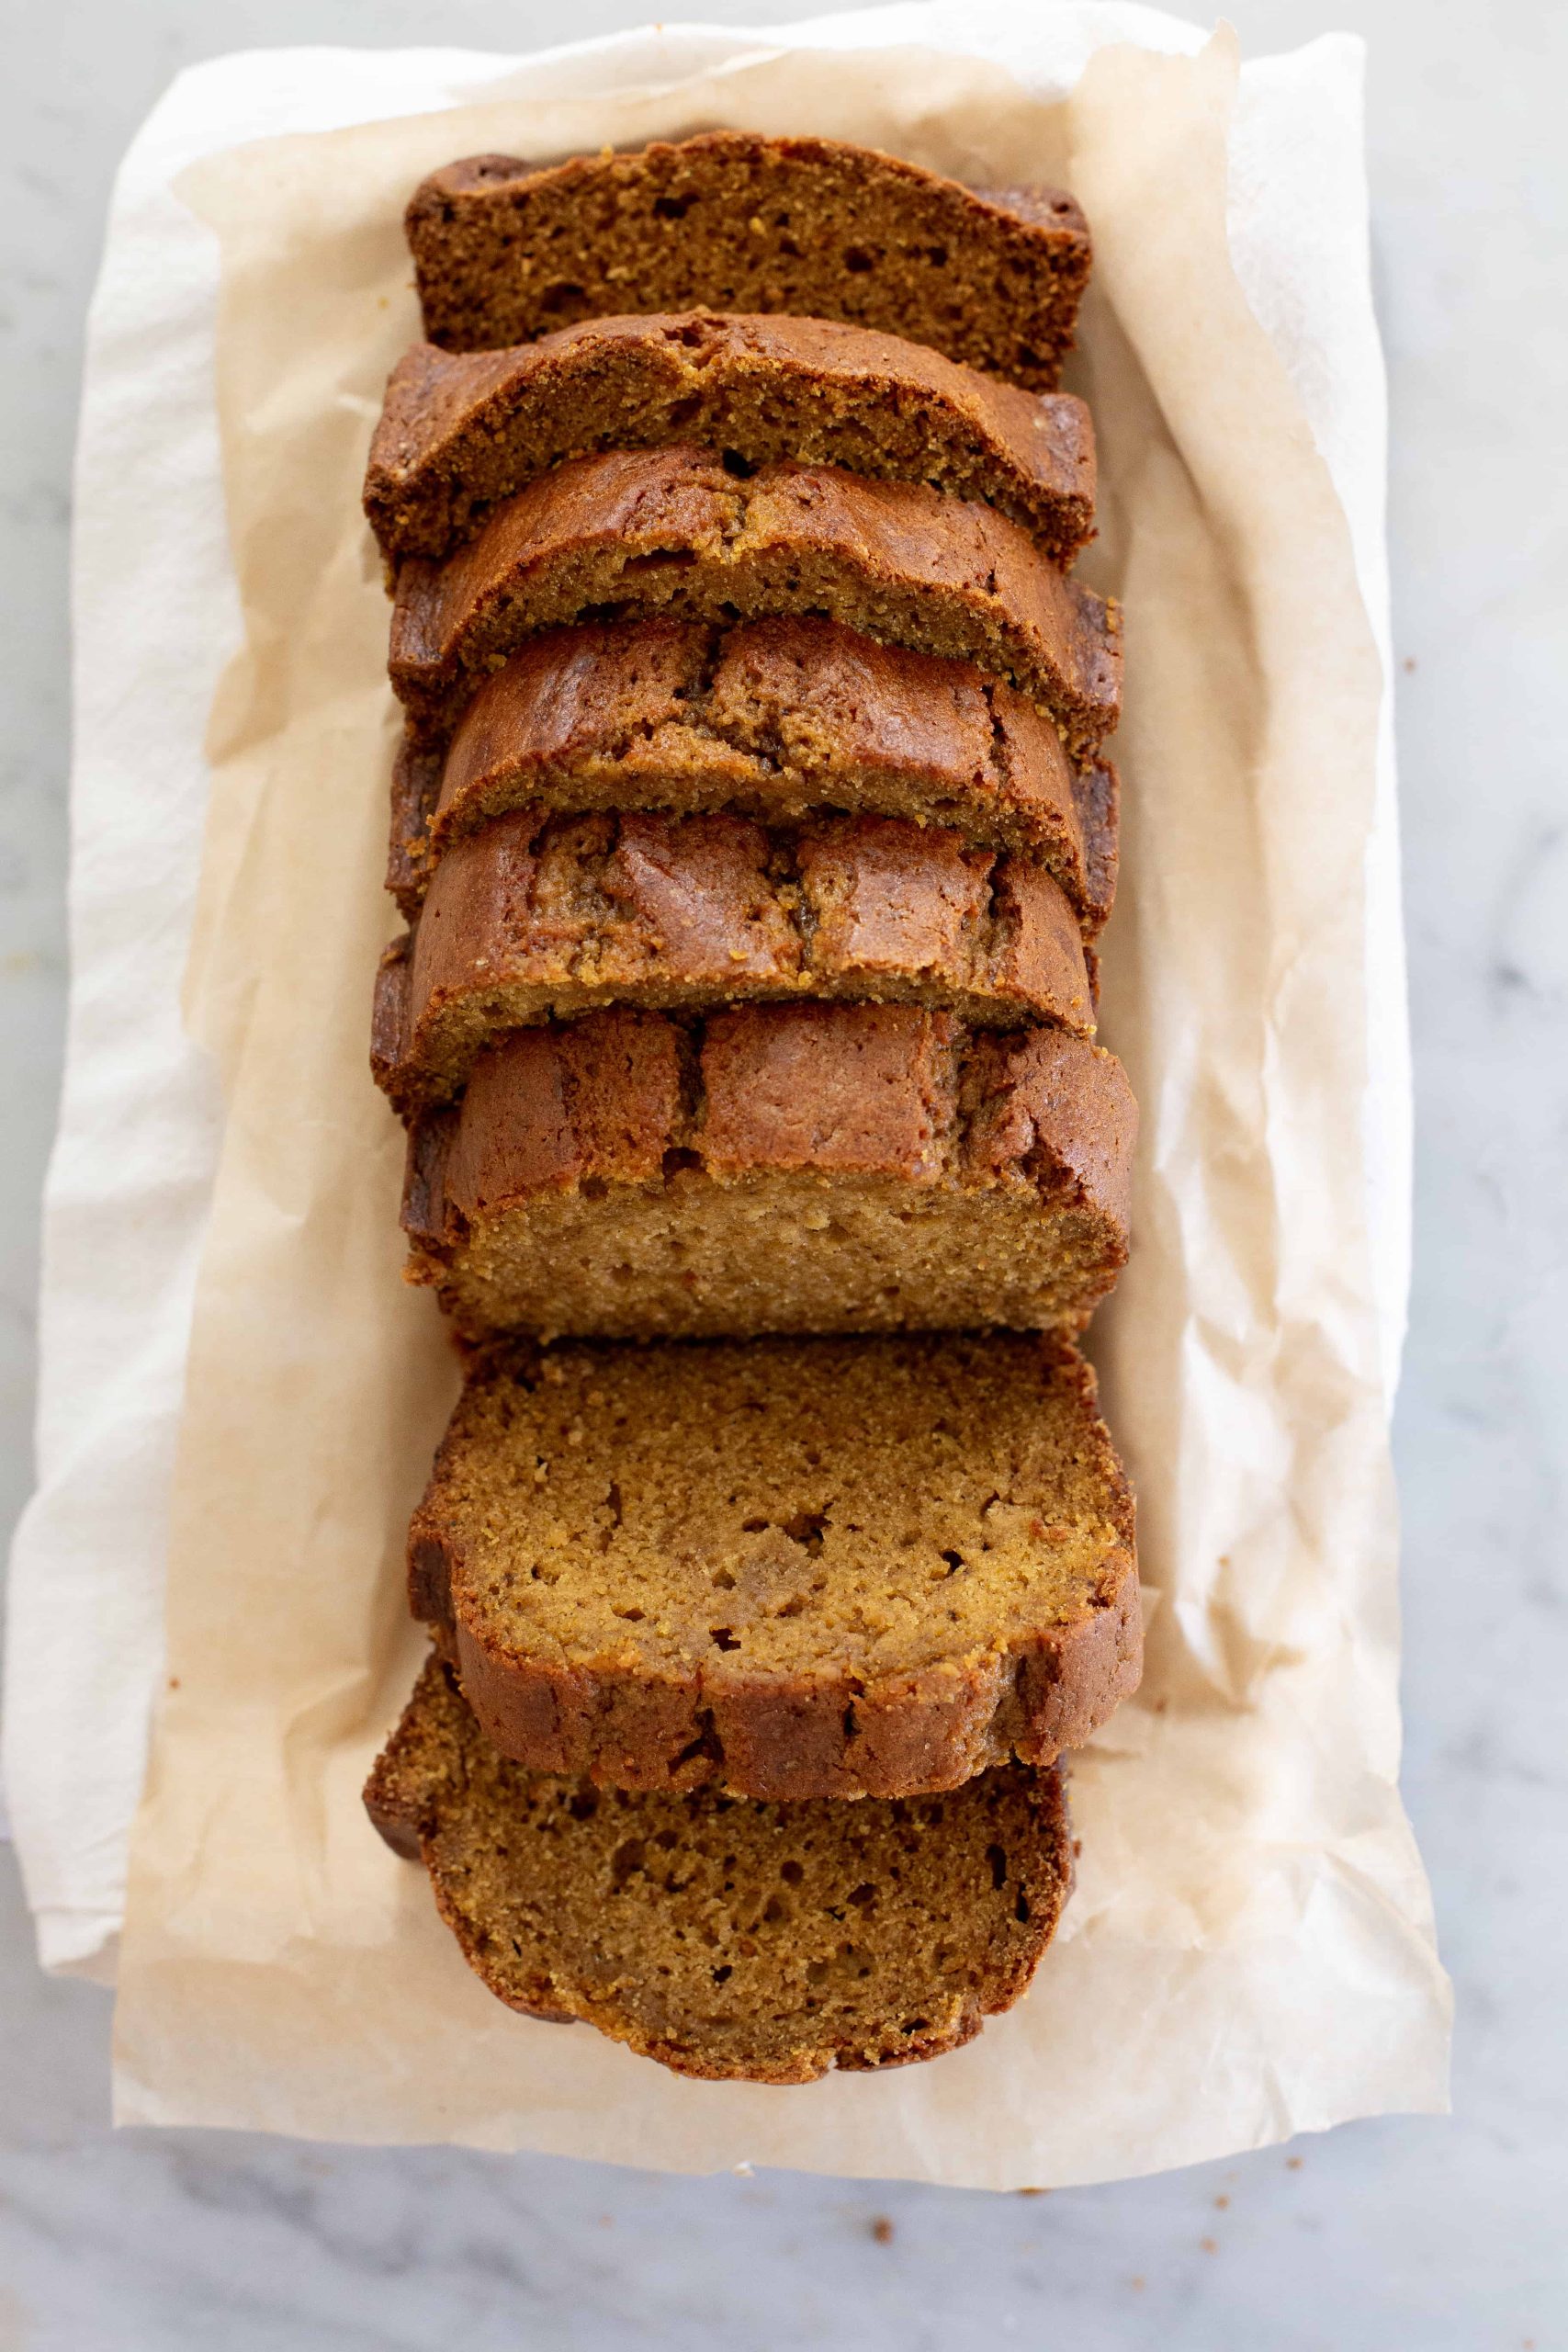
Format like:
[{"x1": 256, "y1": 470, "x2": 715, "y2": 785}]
[
  {"x1": 406, "y1": 133, "x2": 1090, "y2": 389},
  {"x1": 389, "y1": 617, "x2": 1118, "y2": 931},
  {"x1": 401, "y1": 1003, "x2": 1134, "y2": 1342},
  {"x1": 373, "y1": 808, "x2": 1097, "y2": 1117},
  {"x1": 388, "y1": 447, "x2": 1121, "y2": 755},
  {"x1": 366, "y1": 1648, "x2": 1073, "y2": 2082},
  {"x1": 410, "y1": 1330, "x2": 1140, "y2": 1800},
  {"x1": 365, "y1": 313, "x2": 1095, "y2": 568}
]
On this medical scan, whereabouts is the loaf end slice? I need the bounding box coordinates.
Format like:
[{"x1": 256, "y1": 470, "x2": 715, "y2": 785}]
[
  {"x1": 411, "y1": 1330, "x2": 1140, "y2": 1801},
  {"x1": 366, "y1": 1647, "x2": 1073, "y2": 2081},
  {"x1": 405, "y1": 132, "x2": 1090, "y2": 388}
]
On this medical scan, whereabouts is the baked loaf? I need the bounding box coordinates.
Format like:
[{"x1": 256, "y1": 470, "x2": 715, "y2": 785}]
[
  {"x1": 365, "y1": 313, "x2": 1095, "y2": 568},
  {"x1": 373, "y1": 808, "x2": 1097, "y2": 1116},
  {"x1": 406, "y1": 133, "x2": 1090, "y2": 389},
  {"x1": 366, "y1": 1648, "x2": 1073, "y2": 2081},
  {"x1": 388, "y1": 447, "x2": 1122, "y2": 755},
  {"x1": 389, "y1": 617, "x2": 1118, "y2": 931},
  {"x1": 401, "y1": 1003, "x2": 1135, "y2": 1342},
  {"x1": 409, "y1": 1330, "x2": 1140, "y2": 1799}
]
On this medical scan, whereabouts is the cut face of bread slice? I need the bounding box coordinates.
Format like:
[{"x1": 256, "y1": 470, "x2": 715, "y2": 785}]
[
  {"x1": 366, "y1": 1649, "x2": 1073, "y2": 2082},
  {"x1": 401, "y1": 1003, "x2": 1135, "y2": 1343},
  {"x1": 405, "y1": 133, "x2": 1090, "y2": 389},
  {"x1": 388, "y1": 447, "x2": 1121, "y2": 756},
  {"x1": 372, "y1": 808, "x2": 1098, "y2": 1117},
  {"x1": 388, "y1": 618, "x2": 1119, "y2": 933},
  {"x1": 409, "y1": 1331, "x2": 1140, "y2": 1800},
  {"x1": 365, "y1": 314, "x2": 1096, "y2": 569}
]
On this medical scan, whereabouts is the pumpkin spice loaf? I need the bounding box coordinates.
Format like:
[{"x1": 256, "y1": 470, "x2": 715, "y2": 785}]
[
  {"x1": 387, "y1": 447, "x2": 1122, "y2": 754},
  {"x1": 365, "y1": 314, "x2": 1095, "y2": 570},
  {"x1": 373, "y1": 808, "x2": 1097, "y2": 1117},
  {"x1": 409, "y1": 1330, "x2": 1139, "y2": 1800},
  {"x1": 366, "y1": 1647, "x2": 1073, "y2": 2081},
  {"x1": 400, "y1": 1003, "x2": 1135, "y2": 1342},
  {"x1": 388, "y1": 617, "x2": 1119, "y2": 930},
  {"x1": 406, "y1": 133, "x2": 1090, "y2": 389}
]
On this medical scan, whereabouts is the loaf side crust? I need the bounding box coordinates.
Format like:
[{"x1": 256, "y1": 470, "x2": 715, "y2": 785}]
[
  {"x1": 386, "y1": 617, "x2": 1119, "y2": 933},
  {"x1": 387, "y1": 447, "x2": 1122, "y2": 756},
  {"x1": 365, "y1": 311, "x2": 1095, "y2": 567},
  {"x1": 372, "y1": 806, "x2": 1097, "y2": 1115}
]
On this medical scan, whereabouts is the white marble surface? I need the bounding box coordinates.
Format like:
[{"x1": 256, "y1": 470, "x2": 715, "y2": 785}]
[{"x1": 1, "y1": 0, "x2": 1563, "y2": 2344}]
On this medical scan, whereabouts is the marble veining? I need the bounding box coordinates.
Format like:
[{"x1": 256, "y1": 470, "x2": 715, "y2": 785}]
[{"x1": 1, "y1": 0, "x2": 1565, "y2": 2345}]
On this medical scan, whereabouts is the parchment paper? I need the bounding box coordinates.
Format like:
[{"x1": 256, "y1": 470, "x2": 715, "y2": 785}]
[{"x1": 109, "y1": 27, "x2": 1450, "y2": 2185}]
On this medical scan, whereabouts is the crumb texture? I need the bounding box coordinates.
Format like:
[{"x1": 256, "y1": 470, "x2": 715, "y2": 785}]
[
  {"x1": 409, "y1": 1331, "x2": 1141, "y2": 1797},
  {"x1": 405, "y1": 133, "x2": 1091, "y2": 389},
  {"x1": 365, "y1": 1649, "x2": 1072, "y2": 2080}
]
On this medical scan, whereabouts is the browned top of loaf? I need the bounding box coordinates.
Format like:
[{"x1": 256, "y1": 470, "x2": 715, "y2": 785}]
[
  {"x1": 406, "y1": 132, "x2": 1090, "y2": 389},
  {"x1": 389, "y1": 446, "x2": 1121, "y2": 754},
  {"x1": 408, "y1": 1330, "x2": 1139, "y2": 1801},
  {"x1": 364, "y1": 1648, "x2": 1072, "y2": 2082},
  {"x1": 372, "y1": 807, "x2": 1097, "y2": 1116},
  {"x1": 388, "y1": 618, "x2": 1118, "y2": 934},
  {"x1": 405, "y1": 1002, "x2": 1135, "y2": 1279},
  {"x1": 365, "y1": 313, "x2": 1095, "y2": 567}
]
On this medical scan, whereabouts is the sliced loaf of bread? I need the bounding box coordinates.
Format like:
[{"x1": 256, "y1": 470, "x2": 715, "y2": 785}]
[
  {"x1": 373, "y1": 808, "x2": 1097, "y2": 1116},
  {"x1": 367, "y1": 1648, "x2": 1073, "y2": 2081},
  {"x1": 389, "y1": 617, "x2": 1118, "y2": 930},
  {"x1": 400, "y1": 1004, "x2": 1134, "y2": 1342},
  {"x1": 388, "y1": 447, "x2": 1121, "y2": 753},
  {"x1": 406, "y1": 134, "x2": 1090, "y2": 388},
  {"x1": 365, "y1": 313, "x2": 1095, "y2": 568},
  {"x1": 410, "y1": 1330, "x2": 1140, "y2": 1799}
]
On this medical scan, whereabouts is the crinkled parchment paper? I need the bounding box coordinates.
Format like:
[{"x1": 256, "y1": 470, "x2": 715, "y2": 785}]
[{"x1": 108, "y1": 28, "x2": 1450, "y2": 2186}]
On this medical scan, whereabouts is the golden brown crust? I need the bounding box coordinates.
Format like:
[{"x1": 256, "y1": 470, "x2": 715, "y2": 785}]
[
  {"x1": 386, "y1": 617, "x2": 1119, "y2": 934},
  {"x1": 365, "y1": 313, "x2": 1095, "y2": 567},
  {"x1": 387, "y1": 447, "x2": 1122, "y2": 756},
  {"x1": 406, "y1": 1332, "x2": 1141, "y2": 1801},
  {"x1": 372, "y1": 807, "x2": 1097, "y2": 1116},
  {"x1": 399, "y1": 1003, "x2": 1135, "y2": 1341},
  {"x1": 405, "y1": 132, "x2": 1090, "y2": 389},
  {"x1": 365, "y1": 1649, "x2": 1073, "y2": 2079}
]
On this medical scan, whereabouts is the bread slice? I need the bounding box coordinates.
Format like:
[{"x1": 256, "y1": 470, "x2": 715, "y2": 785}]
[
  {"x1": 409, "y1": 1331, "x2": 1140, "y2": 1800},
  {"x1": 366, "y1": 1648, "x2": 1073, "y2": 2081},
  {"x1": 372, "y1": 808, "x2": 1098, "y2": 1117},
  {"x1": 388, "y1": 447, "x2": 1121, "y2": 754},
  {"x1": 365, "y1": 314, "x2": 1095, "y2": 569},
  {"x1": 405, "y1": 133, "x2": 1090, "y2": 389},
  {"x1": 401, "y1": 1003, "x2": 1134, "y2": 1344},
  {"x1": 388, "y1": 617, "x2": 1118, "y2": 932}
]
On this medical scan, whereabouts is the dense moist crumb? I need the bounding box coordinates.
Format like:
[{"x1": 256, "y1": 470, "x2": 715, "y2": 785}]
[
  {"x1": 371, "y1": 807, "x2": 1097, "y2": 1115},
  {"x1": 409, "y1": 1330, "x2": 1140, "y2": 1798},
  {"x1": 365, "y1": 1650, "x2": 1074, "y2": 2080},
  {"x1": 400, "y1": 1003, "x2": 1135, "y2": 1341},
  {"x1": 387, "y1": 447, "x2": 1121, "y2": 757},
  {"x1": 364, "y1": 313, "x2": 1096, "y2": 568},
  {"x1": 387, "y1": 618, "x2": 1119, "y2": 934},
  {"x1": 404, "y1": 133, "x2": 1091, "y2": 389}
]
